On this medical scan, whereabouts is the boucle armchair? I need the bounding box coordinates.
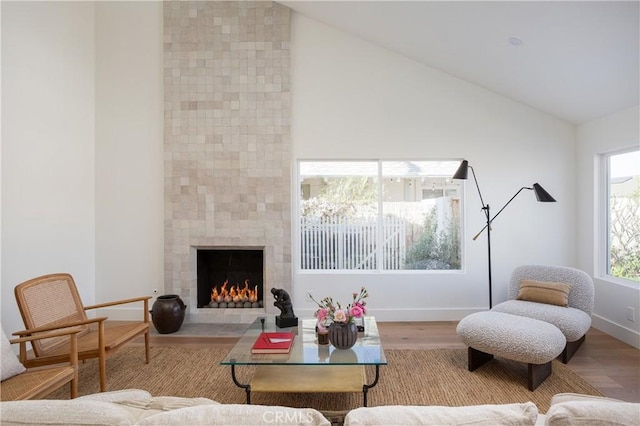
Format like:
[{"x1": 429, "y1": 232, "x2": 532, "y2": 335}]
[{"x1": 491, "y1": 265, "x2": 594, "y2": 363}]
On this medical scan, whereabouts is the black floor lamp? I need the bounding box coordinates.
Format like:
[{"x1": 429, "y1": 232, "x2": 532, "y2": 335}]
[{"x1": 452, "y1": 160, "x2": 556, "y2": 309}]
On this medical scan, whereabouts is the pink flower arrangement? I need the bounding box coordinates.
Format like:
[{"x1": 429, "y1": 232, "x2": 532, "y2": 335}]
[{"x1": 310, "y1": 287, "x2": 369, "y2": 331}]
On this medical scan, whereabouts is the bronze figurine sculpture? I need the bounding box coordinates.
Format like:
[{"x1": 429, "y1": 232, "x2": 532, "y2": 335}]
[{"x1": 271, "y1": 288, "x2": 298, "y2": 328}]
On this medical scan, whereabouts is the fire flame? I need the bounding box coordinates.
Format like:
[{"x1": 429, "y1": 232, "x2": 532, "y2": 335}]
[{"x1": 211, "y1": 279, "x2": 259, "y2": 303}]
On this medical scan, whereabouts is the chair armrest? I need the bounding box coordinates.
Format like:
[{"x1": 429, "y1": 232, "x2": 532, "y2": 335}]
[
  {"x1": 12, "y1": 317, "x2": 108, "y2": 336},
  {"x1": 9, "y1": 326, "x2": 84, "y2": 344},
  {"x1": 84, "y1": 296, "x2": 151, "y2": 310},
  {"x1": 10, "y1": 325, "x2": 81, "y2": 398},
  {"x1": 84, "y1": 296, "x2": 151, "y2": 323}
]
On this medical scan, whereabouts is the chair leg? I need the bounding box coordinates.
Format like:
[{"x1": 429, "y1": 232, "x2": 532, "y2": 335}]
[
  {"x1": 98, "y1": 322, "x2": 107, "y2": 392},
  {"x1": 528, "y1": 362, "x2": 552, "y2": 391},
  {"x1": 99, "y1": 355, "x2": 107, "y2": 392},
  {"x1": 468, "y1": 347, "x2": 493, "y2": 371},
  {"x1": 559, "y1": 335, "x2": 585, "y2": 364},
  {"x1": 71, "y1": 376, "x2": 78, "y2": 399},
  {"x1": 70, "y1": 332, "x2": 78, "y2": 398},
  {"x1": 144, "y1": 331, "x2": 150, "y2": 364}
]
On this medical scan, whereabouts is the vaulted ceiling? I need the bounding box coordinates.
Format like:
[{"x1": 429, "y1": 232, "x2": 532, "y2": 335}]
[{"x1": 280, "y1": 1, "x2": 639, "y2": 124}]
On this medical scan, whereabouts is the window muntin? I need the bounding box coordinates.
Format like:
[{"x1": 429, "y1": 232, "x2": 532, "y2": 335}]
[
  {"x1": 605, "y1": 149, "x2": 639, "y2": 283},
  {"x1": 299, "y1": 160, "x2": 462, "y2": 271}
]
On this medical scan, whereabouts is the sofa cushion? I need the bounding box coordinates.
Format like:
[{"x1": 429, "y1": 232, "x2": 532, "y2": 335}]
[
  {"x1": 116, "y1": 395, "x2": 219, "y2": 412},
  {"x1": 545, "y1": 393, "x2": 640, "y2": 425},
  {"x1": 517, "y1": 280, "x2": 570, "y2": 307},
  {"x1": 75, "y1": 389, "x2": 152, "y2": 402},
  {"x1": 135, "y1": 404, "x2": 331, "y2": 426},
  {"x1": 549, "y1": 392, "x2": 626, "y2": 405},
  {"x1": 1, "y1": 328, "x2": 26, "y2": 381},
  {"x1": 75, "y1": 390, "x2": 218, "y2": 411},
  {"x1": 0, "y1": 394, "x2": 220, "y2": 425},
  {"x1": 546, "y1": 401, "x2": 640, "y2": 425},
  {"x1": 0, "y1": 400, "x2": 142, "y2": 425},
  {"x1": 344, "y1": 402, "x2": 538, "y2": 426}
]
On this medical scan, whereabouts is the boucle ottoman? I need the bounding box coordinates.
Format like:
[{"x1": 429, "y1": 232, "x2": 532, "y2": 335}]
[{"x1": 456, "y1": 311, "x2": 565, "y2": 391}]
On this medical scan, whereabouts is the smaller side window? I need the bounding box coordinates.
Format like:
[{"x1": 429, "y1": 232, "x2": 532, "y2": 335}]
[{"x1": 605, "y1": 149, "x2": 640, "y2": 283}]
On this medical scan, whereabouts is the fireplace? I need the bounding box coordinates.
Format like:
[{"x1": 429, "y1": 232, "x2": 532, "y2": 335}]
[
  {"x1": 196, "y1": 249, "x2": 264, "y2": 309},
  {"x1": 164, "y1": 2, "x2": 291, "y2": 323}
]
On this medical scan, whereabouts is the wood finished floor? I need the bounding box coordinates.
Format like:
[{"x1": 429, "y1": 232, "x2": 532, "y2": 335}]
[{"x1": 145, "y1": 321, "x2": 639, "y2": 403}]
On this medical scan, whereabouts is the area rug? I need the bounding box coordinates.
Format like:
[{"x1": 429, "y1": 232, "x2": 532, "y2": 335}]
[{"x1": 48, "y1": 346, "x2": 602, "y2": 414}]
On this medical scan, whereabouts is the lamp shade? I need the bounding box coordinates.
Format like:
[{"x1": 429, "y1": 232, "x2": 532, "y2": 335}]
[
  {"x1": 532, "y1": 183, "x2": 556, "y2": 202},
  {"x1": 452, "y1": 160, "x2": 469, "y2": 180}
]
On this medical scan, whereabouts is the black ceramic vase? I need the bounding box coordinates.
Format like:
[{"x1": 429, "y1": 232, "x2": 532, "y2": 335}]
[
  {"x1": 150, "y1": 295, "x2": 186, "y2": 334},
  {"x1": 328, "y1": 322, "x2": 358, "y2": 349}
]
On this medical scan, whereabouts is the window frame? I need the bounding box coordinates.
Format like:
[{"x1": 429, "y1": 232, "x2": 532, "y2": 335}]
[
  {"x1": 600, "y1": 148, "x2": 640, "y2": 285},
  {"x1": 296, "y1": 159, "x2": 464, "y2": 274}
]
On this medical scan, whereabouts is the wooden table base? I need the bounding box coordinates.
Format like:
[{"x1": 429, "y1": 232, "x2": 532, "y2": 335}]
[
  {"x1": 230, "y1": 364, "x2": 381, "y2": 406},
  {"x1": 252, "y1": 365, "x2": 365, "y2": 393}
]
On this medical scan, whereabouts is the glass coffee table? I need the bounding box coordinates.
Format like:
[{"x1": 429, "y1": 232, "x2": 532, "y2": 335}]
[{"x1": 220, "y1": 316, "x2": 387, "y2": 406}]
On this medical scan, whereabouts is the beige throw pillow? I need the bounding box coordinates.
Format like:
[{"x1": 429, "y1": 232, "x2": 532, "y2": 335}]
[
  {"x1": 517, "y1": 280, "x2": 570, "y2": 307},
  {"x1": 1, "y1": 327, "x2": 26, "y2": 381}
]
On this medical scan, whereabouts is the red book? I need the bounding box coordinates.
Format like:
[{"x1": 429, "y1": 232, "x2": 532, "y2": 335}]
[{"x1": 251, "y1": 332, "x2": 295, "y2": 354}]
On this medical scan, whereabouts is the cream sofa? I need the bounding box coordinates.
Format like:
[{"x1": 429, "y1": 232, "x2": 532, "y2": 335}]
[
  {"x1": 0, "y1": 390, "x2": 637, "y2": 425},
  {"x1": 345, "y1": 393, "x2": 640, "y2": 425}
]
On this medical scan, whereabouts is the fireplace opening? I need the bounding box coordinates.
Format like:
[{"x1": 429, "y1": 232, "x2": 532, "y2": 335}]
[{"x1": 196, "y1": 249, "x2": 264, "y2": 309}]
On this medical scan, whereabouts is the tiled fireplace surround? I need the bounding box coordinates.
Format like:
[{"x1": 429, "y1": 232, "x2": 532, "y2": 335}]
[{"x1": 164, "y1": 1, "x2": 291, "y2": 324}]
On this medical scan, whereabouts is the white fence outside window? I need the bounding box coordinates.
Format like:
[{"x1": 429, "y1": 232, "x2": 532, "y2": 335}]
[{"x1": 300, "y1": 216, "x2": 407, "y2": 270}]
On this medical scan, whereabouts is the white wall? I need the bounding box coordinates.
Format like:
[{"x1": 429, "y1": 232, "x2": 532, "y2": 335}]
[
  {"x1": 1, "y1": 2, "x2": 96, "y2": 335},
  {"x1": 576, "y1": 105, "x2": 640, "y2": 348},
  {"x1": 94, "y1": 2, "x2": 163, "y2": 319},
  {"x1": 1, "y1": 1, "x2": 163, "y2": 335},
  {"x1": 290, "y1": 14, "x2": 577, "y2": 320}
]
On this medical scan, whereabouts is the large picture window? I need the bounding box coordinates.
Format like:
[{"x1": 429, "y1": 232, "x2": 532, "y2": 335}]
[
  {"x1": 298, "y1": 160, "x2": 462, "y2": 271},
  {"x1": 604, "y1": 149, "x2": 639, "y2": 283}
]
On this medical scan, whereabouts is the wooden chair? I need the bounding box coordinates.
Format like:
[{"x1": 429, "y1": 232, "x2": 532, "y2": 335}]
[
  {"x1": 13, "y1": 273, "x2": 151, "y2": 392},
  {"x1": 1, "y1": 326, "x2": 81, "y2": 401}
]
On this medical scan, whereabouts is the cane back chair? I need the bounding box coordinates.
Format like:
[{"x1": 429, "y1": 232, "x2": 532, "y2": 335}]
[{"x1": 13, "y1": 273, "x2": 151, "y2": 392}]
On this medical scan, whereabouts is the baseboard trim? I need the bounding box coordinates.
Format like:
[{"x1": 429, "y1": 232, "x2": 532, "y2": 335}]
[
  {"x1": 592, "y1": 314, "x2": 640, "y2": 349},
  {"x1": 296, "y1": 308, "x2": 484, "y2": 322}
]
